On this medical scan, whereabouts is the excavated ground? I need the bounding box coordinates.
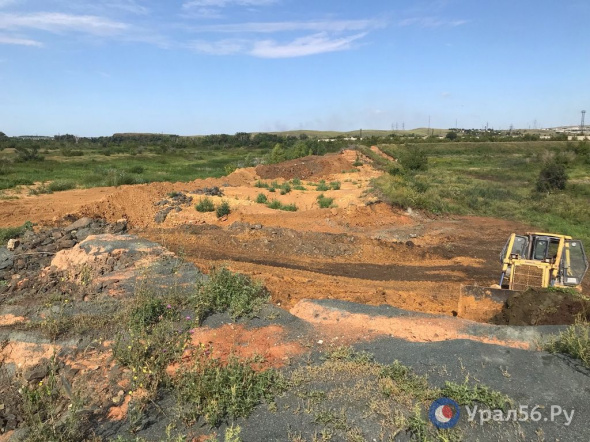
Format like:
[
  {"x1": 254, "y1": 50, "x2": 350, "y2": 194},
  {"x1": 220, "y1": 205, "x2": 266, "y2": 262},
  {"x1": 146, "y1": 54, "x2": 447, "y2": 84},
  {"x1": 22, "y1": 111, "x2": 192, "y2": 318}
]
[{"x1": 1, "y1": 149, "x2": 586, "y2": 324}]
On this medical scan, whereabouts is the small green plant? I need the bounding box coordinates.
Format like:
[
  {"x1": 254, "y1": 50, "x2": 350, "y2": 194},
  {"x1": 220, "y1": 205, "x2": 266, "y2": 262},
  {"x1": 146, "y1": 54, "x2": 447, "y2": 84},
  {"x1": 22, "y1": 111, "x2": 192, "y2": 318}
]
[
  {"x1": 353, "y1": 154, "x2": 363, "y2": 167},
  {"x1": 407, "y1": 406, "x2": 430, "y2": 442},
  {"x1": 280, "y1": 203, "x2": 298, "y2": 212},
  {"x1": 293, "y1": 185, "x2": 306, "y2": 191},
  {"x1": 195, "y1": 197, "x2": 215, "y2": 212},
  {"x1": 173, "y1": 355, "x2": 282, "y2": 426},
  {"x1": 317, "y1": 194, "x2": 334, "y2": 209},
  {"x1": 291, "y1": 178, "x2": 301, "y2": 185},
  {"x1": 267, "y1": 199, "x2": 282, "y2": 210},
  {"x1": 400, "y1": 148, "x2": 428, "y2": 172},
  {"x1": 216, "y1": 200, "x2": 231, "y2": 218},
  {"x1": 167, "y1": 191, "x2": 182, "y2": 198},
  {"x1": 546, "y1": 318, "x2": 589, "y2": 368},
  {"x1": 441, "y1": 380, "x2": 511, "y2": 410},
  {"x1": 256, "y1": 193, "x2": 268, "y2": 204},
  {"x1": 316, "y1": 180, "x2": 330, "y2": 191},
  {"x1": 254, "y1": 180, "x2": 269, "y2": 188},
  {"x1": 193, "y1": 266, "x2": 269, "y2": 322},
  {"x1": 268, "y1": 187, "x2": 276, "y2": 193},
  {"x1": 280, "y1": 183, "x2": 292, "y2": 195},
  {"x1": 128, "y1": 165, "x2": 145, "y2": 174},
  {"x1": 330, "y1": 181, "x2": 341, "y2": 190}
]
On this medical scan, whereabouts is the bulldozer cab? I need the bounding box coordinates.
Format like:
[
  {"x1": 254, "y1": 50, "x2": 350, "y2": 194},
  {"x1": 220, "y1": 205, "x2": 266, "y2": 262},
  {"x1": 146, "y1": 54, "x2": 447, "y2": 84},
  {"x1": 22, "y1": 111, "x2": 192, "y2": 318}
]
[{"x1": 500, "y1": 233, "x2": 588, "y2": 289}]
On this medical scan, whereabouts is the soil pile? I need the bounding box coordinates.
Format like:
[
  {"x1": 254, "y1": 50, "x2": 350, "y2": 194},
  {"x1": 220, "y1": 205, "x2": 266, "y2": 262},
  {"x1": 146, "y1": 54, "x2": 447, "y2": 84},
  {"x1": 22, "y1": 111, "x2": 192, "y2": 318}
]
[
  {"x1": 493, "y1": 288, "x2": 590, "y2": 325},
  {"x1": 255, "y1": 152, "x2": 353, "y2": 180}
]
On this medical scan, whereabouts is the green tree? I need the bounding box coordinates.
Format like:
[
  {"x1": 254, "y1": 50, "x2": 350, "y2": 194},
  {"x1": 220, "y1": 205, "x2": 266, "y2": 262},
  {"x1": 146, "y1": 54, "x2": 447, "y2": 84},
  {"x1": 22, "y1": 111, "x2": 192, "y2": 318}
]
[
  {"x1": 270, "y1": 143, "x2": 286, "y2": 164},
  {"x1": 445, "y1": 131, "x2": 458, "y2": 141}
]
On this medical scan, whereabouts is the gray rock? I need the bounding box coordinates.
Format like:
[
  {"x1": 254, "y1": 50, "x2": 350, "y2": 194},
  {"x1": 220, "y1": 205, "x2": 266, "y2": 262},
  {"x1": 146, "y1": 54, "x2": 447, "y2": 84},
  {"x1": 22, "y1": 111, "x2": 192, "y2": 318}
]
[
  {"x1": 23, "y1": 360, "x2": 49, "y2": 382},
  {"x1": 0, "y1": 248, "x2": 13, "y2": 270},
  {"x1": 65, "y1": 217, "x2": 93, "y2": 233},
  {"x1": 75, "y1": 228, "x2": 92, "y2": 241}
]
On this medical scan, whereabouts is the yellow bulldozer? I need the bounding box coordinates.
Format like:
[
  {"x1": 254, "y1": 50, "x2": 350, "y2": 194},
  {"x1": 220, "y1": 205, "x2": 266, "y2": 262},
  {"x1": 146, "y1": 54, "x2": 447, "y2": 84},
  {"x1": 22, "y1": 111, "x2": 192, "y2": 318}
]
[{"x1": 458, "y1": 232, "x2": 588, "y2": 319}]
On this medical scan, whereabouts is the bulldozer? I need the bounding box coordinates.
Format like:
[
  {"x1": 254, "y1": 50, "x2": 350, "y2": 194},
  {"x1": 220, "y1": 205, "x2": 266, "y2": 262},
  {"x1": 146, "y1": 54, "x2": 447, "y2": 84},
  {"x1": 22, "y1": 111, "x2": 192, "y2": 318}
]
[{"x1": 458, "y1": 232, "x2": 589, "y2": 319}]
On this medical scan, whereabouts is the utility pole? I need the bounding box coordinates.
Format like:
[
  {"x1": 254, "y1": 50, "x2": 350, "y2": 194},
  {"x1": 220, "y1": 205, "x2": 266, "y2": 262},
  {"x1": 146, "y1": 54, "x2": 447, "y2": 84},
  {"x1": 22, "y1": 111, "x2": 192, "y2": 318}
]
[
  {"x1": 359, "y1": 129, "x2": 363, "y2": 139},
  {"x1": 582, "y1": 110, "x2": 586, "y2": 135}
]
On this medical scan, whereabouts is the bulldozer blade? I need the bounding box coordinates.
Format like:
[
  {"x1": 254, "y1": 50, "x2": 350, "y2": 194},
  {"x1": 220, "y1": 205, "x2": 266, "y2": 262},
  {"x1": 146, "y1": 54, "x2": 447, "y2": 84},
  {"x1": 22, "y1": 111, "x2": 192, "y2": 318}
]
[{"x1": 457, "y1": 285, "x2": 518, "y2": 321}]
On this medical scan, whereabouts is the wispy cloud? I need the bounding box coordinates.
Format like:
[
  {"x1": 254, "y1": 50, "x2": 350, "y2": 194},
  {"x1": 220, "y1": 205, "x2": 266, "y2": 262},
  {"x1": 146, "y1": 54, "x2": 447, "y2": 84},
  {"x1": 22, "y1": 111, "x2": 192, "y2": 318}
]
[
  {"x1": 0, "y1": 12, "x2": 128, "y2": 36},
  {"x1": 183, "y1": 0, "x2": 277, "y2": 9},
  {"x1": 0, "y1": 34, "x2": 43, "y2": 46},
  {"x1": 189, "y1": 31, "x2": 367, "y2": 58},
  {"x1": 188, "y1": 18, "x2": 385, "y2": 33},
  {"x1": 398, "y1": 17, "x2": 468, "y2": 28},
  {"x1": 182, "y1": 0, "x2": 277, "y2": 18},
  {"x1": 251, "y1": 32, "x2": 366, "y2": 58}
]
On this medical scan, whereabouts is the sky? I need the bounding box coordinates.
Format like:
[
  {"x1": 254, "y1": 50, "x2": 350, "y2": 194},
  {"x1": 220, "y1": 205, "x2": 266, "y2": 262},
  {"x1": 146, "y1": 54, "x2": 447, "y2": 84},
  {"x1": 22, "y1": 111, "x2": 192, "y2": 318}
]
[{"x1": 0, "y1": 0, "x2": 588, "y2": 136}]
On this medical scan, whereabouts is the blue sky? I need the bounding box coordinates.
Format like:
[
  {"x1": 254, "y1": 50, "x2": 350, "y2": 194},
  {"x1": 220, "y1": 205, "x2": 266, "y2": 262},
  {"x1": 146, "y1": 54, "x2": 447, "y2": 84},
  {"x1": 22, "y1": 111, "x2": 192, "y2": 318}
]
[{"x1": 0, "y1": 0, "x2": 588, "y2": 136}]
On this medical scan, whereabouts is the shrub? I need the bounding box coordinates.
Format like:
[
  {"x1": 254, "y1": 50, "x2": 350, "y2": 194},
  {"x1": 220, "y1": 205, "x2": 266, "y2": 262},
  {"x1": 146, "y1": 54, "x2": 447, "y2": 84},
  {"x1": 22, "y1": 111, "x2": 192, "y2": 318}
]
[
  {"x1": 267, "y1": 200, "x2": 282, "y2": 210},
  {"x1": 316, "y1": 180, "x2": 330, "y2": 191},
  {"x1": 194, "y1": 267, "x2": 269, "y2": 321},
  {"x1": 291, "y1": 178, "x2": 301, "y2": 185},
  {"x1": 256, "y1": 193, "x2": 268, "y2": 204},
  {"x1": 330, "y1": 181, "x2": 341, "y2": 190},
  {"x1": 196, "y1": 197, "x2": 215, "y2": 212},
  {"x1": 281, "y1": 203, "x2": 298, "y2": 212},
  {"x1": 280, "y1": 183, "x2": 291, "y2": 195},
  {"x1": 400, "y1": 148, "x2": 428, "y2": 171},
  {"x1": 216, "y1": 200, "x2": 231, "y2": 218},
  {"x1": 48, "y1": 180, "x2": 75, "y2": 192},
  {"x1": 254, "y1": 180, "x2": 269, "y2": 188},
  {"x1": 536, "y1": 162, "x2": 568, "y2": 193},
  {"x1": 317, "y1": 194, "x2": 334, "y2": 209}
]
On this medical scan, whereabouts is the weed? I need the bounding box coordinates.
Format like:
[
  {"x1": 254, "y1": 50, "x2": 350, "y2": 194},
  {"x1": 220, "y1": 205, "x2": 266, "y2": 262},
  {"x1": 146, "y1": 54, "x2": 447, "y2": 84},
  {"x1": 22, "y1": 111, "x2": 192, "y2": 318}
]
[
  {"x1": 173, "y1": 355, "x2": 282, "y2": 426},
  {"x1": 280, "y1": 183, "x2": 292, "y2": 195},
  {"x1": 281, "y1": 203, "x2": 298, "y2": 212},
  {"x1": 379, "y1": 361, "x2": 434, "y2": 402},
  {"x1": 293, "y1": 185, "x2": 306, "y2": 191},
  {"x1": 291, "y1": 178, "x2": 301, "y2": 185},
  {"x1": 193, "y1": 267, "x2": 269, "y2": 322},
  {"x1": 316, "y1": 180, "x2": 330, "y2": 191},
  {"x1": 267, "y1": 199, "x2": 282, "y2": 210},
  {"x1": 256, "y1": 193, "x2": 268, "y2": 204},
  {"x1": 407, "y1": 406, "x2": 430, "y2": 442},
  {"x1": 254, "y1": 180, "x2": 269, "y2": 188},
  {"x1": 441, "y1": 379, "x2": 511, "y2": 410},
  {"x1": 317, "y1": 194, "x2": 334, "y2": 209},
  {"x1": 196, "y1": 197, "x2": 215, "y2": 213},
  {"x1": 128, "y1": 165, "x2": 145, "y2": 174},
  {"x1": 330, "y1": 181, "x2": 341, "y2": 190},
  {"x1": 19, "y1": 355, "x2": 89, "y2": 441},
  {"x1": 216, "y1": 200, "x2": 231, "y2": 218},
  {"x1": 48, "y1": 180, "x2": 76, "y2": 192},
  {"x1": 167, "y1": 191, "x2": 182, "y2": 198},
  {"x1": 545, "y1": 318, "x2": 590, "y2": 368}
]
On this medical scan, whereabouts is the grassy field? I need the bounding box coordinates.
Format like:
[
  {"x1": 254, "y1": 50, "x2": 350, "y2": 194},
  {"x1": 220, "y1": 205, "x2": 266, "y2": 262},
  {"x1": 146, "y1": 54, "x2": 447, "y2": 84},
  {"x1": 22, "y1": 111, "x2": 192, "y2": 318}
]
[
  {"x1": 0, "y1": 146, "x2": 269, "y2": 193},
  {"x1": 371, "y1": 141, "x2": 590, "y2": 243}
]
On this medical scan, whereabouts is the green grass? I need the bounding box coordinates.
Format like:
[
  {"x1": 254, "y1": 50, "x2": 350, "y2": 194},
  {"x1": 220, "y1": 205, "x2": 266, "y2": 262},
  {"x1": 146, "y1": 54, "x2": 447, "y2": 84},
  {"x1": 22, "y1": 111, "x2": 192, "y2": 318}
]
[
  {"x1": 0, "y1": 221, "x2": 33, "y2": 245},
  {"x1": 0, "y1": 146, "x2": 271, "y2": 191},
  {"x1": 545, "y1": 319, "x2": 590, "y2": 368},
  {"x1": 47, "y1": 180, "x2": 76, "y2": 192},
  {"x1": 316, "y1": 180, "x2": 330, "y2": 191},
  {"x1": 370, "y1": 141, "x2": 590, "y2": 243}
]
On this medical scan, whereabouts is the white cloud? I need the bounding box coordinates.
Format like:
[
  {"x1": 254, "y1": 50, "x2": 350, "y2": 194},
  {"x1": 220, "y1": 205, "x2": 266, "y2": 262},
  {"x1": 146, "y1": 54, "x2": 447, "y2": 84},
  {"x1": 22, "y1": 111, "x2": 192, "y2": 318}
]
[
  {"x1": 250, "y1": 32, "x2": 366, "y2": 58},
  {"x1": 188, "y1": 38, "x2": 245, "y2": 55},
  {"x1": 0, "y1": 12, "x2": 128, "y2": 35},
  {"x1": 0, "y1": 34, "x2": 43, "y2": 46},
  {"x1": 189, "y1": 18, "x2": 385, "y2": 33},
  {"x1": 100, "y1": 1, "x2": 149, "y2": 15},
  {"x1": 189, "y1": 31, "x2": 368, "y2": 58},
  {"x1": 398, "y1": 17, "x2": 467, "y2": 28},
  {"x1": 183, "y1": 0, "x2": 276, "y2": 9}
]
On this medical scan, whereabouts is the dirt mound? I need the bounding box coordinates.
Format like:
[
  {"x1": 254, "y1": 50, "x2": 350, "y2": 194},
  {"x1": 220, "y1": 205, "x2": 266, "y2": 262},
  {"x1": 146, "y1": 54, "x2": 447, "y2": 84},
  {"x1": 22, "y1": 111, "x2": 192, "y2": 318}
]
[
  {"x1": 255, "y1": 153, "x2": 353, "y2": 180},
  {"x1": 493, "y1": 288, "x2": 590, "y2": 325}
]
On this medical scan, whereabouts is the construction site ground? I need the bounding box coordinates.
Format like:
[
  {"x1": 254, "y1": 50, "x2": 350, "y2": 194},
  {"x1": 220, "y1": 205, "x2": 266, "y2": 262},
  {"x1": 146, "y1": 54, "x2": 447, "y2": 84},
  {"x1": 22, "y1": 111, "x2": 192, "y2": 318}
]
[{"x1": 0, "y1": 149, "x2": 589, "y2": 440}]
